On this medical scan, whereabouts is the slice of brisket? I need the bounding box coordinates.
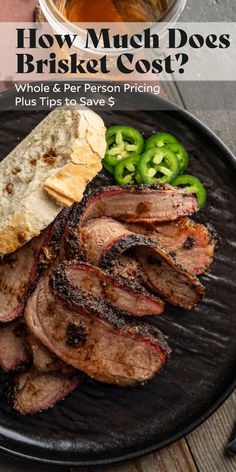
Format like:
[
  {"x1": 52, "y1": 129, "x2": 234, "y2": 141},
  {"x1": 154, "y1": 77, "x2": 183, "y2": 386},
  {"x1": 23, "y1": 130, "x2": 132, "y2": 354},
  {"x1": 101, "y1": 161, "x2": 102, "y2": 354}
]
[
  {"x1": 25, "y1": 276, "x2": 170, "y2": 386},
  {"x1": 0, "y1": 232, "x2": 45, "y2": 323},
  {"x1": 0, "y1": 207, "x2": 69, "y2": 324},
  {"x1": 51, "y1": 262, "x2": 164, "y2": 317},
  {"x1": 136, "y1": 247, "x2": 204, "y2": 310},
  {"x1": 126, "y1": 218, "x2": 219, "y2": 275},
  {"x1": 13, "y1": 368, "x2": 83, "y2": 414},
  {"x1": 0, "y1": 321, "x2": 30, "y2": 372},
  {"x1": 65, "y1": 184, "x2": 198, "y2": 259}
]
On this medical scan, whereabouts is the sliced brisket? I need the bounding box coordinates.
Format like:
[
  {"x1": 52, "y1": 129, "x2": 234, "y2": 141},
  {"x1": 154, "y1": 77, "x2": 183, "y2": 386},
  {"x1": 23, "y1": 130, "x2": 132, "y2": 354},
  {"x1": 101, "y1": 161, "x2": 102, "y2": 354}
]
[
  {"x1": 78, "y1": 217, "x2": 204, "y2": 310},
  {"x1": 136, "y1": 247, "x2": 204, "y2": 310},
  {"x1": 0, "y1": 232, "x2": 45, "y2": 323},
  {"x1": 51, "y1": 262, "x2": 164, "y2": 317},
  {"x1": 25, "y1": 276, "x2": 170, "y2": 386},
  {"x1": 66, "y1": 184, "x2": 198, "y2": 258},
  {"x1": 13, "y1": 368, "x2": 83, "y2": 414},
  {"x1": 0, "y1": 321, "x2": 30, "y2": 372},
  {"x1": 0, "y1": 207, "x2": 69, "y2": 324},
  {"x1": 126, "y1": 218, "x2": 219, "y2": 275}
]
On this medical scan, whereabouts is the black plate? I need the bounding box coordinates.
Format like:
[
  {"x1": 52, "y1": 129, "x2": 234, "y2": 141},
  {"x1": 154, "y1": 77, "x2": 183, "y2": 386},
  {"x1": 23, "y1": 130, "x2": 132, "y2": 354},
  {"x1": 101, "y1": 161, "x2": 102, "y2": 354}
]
[{"x1": 0, "y1": 95, "x2": 236, "y2": 466}]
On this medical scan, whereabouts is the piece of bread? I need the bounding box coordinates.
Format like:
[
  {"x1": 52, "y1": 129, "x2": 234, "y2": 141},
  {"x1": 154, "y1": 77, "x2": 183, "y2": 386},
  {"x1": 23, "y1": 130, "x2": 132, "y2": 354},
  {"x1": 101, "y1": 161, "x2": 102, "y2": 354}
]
[
  {"x1": 0, "y1": 108, "x2": 106, "y2": 255},
  {"x1": 44, "y1": 109, "x2": 105, "y2": 206}
]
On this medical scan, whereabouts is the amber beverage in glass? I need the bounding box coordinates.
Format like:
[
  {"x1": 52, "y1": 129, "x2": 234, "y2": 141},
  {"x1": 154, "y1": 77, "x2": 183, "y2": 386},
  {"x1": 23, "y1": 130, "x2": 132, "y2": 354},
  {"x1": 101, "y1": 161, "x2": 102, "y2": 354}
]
[{"x1": 59, "y1": 0, "x2": 177, "y2": 22}]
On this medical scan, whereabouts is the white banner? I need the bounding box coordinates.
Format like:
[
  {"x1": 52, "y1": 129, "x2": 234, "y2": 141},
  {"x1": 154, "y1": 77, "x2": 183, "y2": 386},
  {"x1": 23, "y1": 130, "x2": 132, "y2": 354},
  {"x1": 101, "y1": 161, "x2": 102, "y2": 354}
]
[{"x1": 0, "y1": 22, "x2": 235, "y2": 82}]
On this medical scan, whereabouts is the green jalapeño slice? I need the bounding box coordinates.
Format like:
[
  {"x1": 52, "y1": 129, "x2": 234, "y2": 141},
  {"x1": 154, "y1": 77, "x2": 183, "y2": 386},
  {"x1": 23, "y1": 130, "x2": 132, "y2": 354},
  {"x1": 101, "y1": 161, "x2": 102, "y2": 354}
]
[
  {"x1": 114, "y1": 155, "x2": 141, "y2": 185},
  {"x1": 165, "y1": 143, "x2": 189, "y2": 173},
  {"x1": 172, "y1": 174, "x2": 207, "y2": 209},
  {"x1": 145, "y1": 132, "x2": 178, "y2": 151},
  {"x1": 102, "y1": 158, "x2": 114, "y2": 174},
  {"x1": 104, "y1": 126, "x2": 144, "y2": 167},
  {"x1": 138, "y1": 148, "x2": 179, "y2": 185}
]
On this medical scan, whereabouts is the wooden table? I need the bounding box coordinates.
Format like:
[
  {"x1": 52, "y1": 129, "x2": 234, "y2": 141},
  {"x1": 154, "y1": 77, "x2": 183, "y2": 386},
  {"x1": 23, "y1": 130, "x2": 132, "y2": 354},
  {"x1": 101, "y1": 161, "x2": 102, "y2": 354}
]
[{"x1": 0, "y1": 0, "x2": 235, "y2": 470}]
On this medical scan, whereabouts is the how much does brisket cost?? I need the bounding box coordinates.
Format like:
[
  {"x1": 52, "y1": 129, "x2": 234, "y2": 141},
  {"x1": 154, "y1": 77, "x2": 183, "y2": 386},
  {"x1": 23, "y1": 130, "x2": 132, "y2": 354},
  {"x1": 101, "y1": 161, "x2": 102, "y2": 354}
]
[{"x1": 0, "y1": 184, "x2": 218, "y2": 414}]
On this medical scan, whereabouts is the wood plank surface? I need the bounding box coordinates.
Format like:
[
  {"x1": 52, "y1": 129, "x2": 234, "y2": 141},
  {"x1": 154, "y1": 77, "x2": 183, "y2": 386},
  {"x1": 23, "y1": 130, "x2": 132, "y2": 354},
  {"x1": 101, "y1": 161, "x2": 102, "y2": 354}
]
[
  {"x1": 70, "y1": 439, "x2": 198, "y2": 472},
  {"x1": 0, "y1": 0, "x2": 37, "y2": 21},
  {"x1": 0, "y1": 452, "x2": 67, "y2": 472},
  {"x1": 187, "y1": 391, "x2": 236, "y2": 472}
]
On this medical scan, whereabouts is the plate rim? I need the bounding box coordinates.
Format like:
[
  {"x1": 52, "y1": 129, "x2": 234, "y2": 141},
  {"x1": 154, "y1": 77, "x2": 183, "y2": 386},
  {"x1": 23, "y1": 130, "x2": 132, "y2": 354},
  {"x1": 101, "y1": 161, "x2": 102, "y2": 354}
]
[{"x1": 0, "y1": 89, "x2": 235, "y2": 466}]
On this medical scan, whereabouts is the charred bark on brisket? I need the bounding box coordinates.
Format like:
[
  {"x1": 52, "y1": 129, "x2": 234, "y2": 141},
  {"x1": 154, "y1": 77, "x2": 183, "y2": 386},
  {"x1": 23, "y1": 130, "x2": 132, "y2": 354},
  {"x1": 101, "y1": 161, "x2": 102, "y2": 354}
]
[
  {"x1": 37, "y1": 207, "x2": 70, "y2": 266},
  {"x1": 50, "y1": 262, "x2": 164, "y2": 317}
]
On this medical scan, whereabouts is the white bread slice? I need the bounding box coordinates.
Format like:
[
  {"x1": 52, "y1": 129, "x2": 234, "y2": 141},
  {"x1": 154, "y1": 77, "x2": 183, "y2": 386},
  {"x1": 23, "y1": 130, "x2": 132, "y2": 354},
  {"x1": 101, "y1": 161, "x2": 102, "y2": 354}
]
[{"x1": 0, "y1": 107, "x2": 106, "y2": 255}]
